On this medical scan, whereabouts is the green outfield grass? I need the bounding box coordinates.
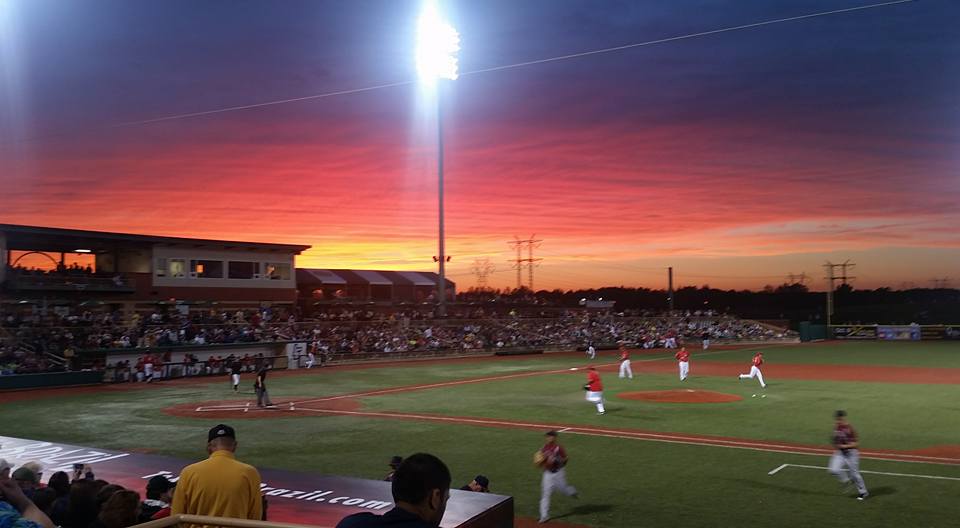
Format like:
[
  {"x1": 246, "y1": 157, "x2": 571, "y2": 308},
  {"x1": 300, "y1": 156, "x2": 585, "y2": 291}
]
[{"x1": 2, "y1": 341, "x2": 959, "y2": 527}]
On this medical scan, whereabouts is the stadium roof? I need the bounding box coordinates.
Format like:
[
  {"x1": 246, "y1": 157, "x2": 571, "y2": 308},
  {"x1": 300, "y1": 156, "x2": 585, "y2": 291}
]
[
  {"x1": 0, "y1": 224, "x2": 310, "y2": 254},
  {"x1": 297, "y1": 268, "x2": 454, "y2": 288}
]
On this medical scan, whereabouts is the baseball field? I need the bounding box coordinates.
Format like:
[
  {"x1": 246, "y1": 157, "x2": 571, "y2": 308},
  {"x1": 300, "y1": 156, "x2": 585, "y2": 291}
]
[{"x1": 2, "y1": 340, "x2": 959, "y2": 527}]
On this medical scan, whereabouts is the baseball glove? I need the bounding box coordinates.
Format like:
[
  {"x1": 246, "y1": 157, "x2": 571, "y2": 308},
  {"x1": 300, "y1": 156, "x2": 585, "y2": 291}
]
[
  {"x1": 533, "y1": 450, "x2": 546, "y2": 466},
  {"x1": 583, "y1": 384, "x2": 590, "y2": 391}
]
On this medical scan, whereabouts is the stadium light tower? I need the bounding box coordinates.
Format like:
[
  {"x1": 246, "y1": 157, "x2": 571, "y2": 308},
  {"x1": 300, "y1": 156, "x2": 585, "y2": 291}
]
[{"x1": 417, "y1": 0, "x2": 459, "y2": 317}]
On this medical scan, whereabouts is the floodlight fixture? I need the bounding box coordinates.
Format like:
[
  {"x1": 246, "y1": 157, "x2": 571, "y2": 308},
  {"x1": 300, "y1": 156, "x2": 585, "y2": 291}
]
[{"x1": 416, "y1": 1, "x2": 460, "y2": 82}]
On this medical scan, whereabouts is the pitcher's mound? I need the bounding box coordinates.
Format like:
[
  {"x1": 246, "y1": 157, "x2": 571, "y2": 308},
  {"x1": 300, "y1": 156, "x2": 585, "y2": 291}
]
[{"x1": 618, "y1": 390, "x2": 743, "y2": 403}]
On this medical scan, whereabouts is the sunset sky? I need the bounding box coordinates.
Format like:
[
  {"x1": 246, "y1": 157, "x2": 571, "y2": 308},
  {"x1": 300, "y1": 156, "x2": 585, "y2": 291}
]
[{"x1": 1, "y1": 0, "x2": 958, "y2": 291}]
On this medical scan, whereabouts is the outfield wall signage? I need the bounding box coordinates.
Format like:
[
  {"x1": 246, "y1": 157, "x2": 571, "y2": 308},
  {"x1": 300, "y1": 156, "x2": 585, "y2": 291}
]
[
  {"x1": 877, "y1": 325, "x2": 921, "y2": 341},
  {"x1": 0, "y1": 436, "x2": 512, "y2": 528},
  {"x1": 830, "y1": 325, "x2": 877, "y2": 340}
]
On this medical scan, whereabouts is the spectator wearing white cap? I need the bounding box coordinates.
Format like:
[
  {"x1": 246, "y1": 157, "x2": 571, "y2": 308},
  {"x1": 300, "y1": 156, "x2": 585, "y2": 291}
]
[{"x1": 0, "y1": 459, "x2": 12, "y2": 480}]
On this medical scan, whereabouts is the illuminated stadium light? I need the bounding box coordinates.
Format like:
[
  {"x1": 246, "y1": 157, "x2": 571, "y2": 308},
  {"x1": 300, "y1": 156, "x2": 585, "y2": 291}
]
[
  {"x1": 416, "y1": 1, "x2": 460, "y2": 82},
  {"x1": 74, "y1": 249, "x2": 92, "y2": 253}
]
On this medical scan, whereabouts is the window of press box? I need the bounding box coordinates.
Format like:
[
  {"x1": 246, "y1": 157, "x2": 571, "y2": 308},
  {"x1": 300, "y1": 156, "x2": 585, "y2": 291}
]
[
  {"x1": 169, "y1": 259, "x2": 186, "y2": 278},
  {"x1": 265, "y1": 262, "x2": 291, "y2": 280},
  {"x1": 191, "y1": 259, "x2": 223, "y2": 278},
  {"x1": 228, "y1": 261, "x2": 258, "y2": 279}
]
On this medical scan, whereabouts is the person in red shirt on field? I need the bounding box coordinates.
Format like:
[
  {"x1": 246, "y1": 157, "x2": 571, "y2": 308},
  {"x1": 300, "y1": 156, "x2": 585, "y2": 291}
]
[
  {"x1": 675, "y1": 346, "x2": 690, "y2": 381},
  {"x1": 617, "y1": 343, "x2": 633, "y2": 379},
  {"x1": 583, "y1": 367, "x2": 605, "y2": 415},
  {"x1": 829, "y1": 410, "x2": 868, "y2": 500},
  {"x1": 738, "y1": 351, "x2": 767, "y2": 388},
  {"x1": 536, "y1": 430, "x2": 578, "y2": 523}
]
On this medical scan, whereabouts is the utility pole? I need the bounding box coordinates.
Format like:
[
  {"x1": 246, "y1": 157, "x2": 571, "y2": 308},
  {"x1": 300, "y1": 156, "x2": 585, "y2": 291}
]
[
  {"x1": 823, "y1": 260, "x2": 855, "y2": 326},
  {"x1": 470, "y1": 258, "x2": 495, "y2": 290},
  {"x1": 668, "y1": 266, "x2": 674, "y2": 312},
  {"x1": 507, "y1": 236, "x2": 543, "y2": 291}
]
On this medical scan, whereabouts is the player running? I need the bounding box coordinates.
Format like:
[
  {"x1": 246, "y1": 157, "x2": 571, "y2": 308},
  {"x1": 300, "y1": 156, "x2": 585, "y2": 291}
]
[
  {"x1": 585, "y1": 342, "x2": 596, "y2": 360},
  {"x1": 738, "y1": 351, "x2": 766, "y2": 388},
  {"x1": 536, "y1": 430, "x2": 578, "y2": 524},
  {"x1": 675, "y1": 346, "x2": 690, "y2": 381},
  {"x1": 584, "y1": 367, "x2": 605, "y2": 415},
  {"x1": 618, "y1": 343, "x2": 633, "y2": 379},
  {"x1": 829, "y1": 410, "x2": 869, "y2": 500}
]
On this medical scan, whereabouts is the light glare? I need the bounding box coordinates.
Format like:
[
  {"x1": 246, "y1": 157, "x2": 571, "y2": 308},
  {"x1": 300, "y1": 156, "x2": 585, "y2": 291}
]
[{"x1": 416, "y1": 3, "x2": 460, "y2": 81}]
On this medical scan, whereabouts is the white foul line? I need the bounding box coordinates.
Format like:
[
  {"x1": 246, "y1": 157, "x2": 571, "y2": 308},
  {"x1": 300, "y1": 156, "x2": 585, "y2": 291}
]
[
  {"x1": 768, "y1": 464, "x2": 789, "y2": 475},
  {"x1": 770, "y1": 464, "x2": 960, "y2": 481}
]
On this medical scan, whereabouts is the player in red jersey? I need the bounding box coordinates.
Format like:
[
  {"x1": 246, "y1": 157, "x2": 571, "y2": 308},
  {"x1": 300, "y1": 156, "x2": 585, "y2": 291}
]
[
  {"x1": 537, "y1": 430, "x2": 578, "y2": 523},
  {"x1": 583, "y1": 367, "x2": 605, "y2": 415},
  {"x1": 829, "y1": 410, "x2": 868, "y2": 500},
  {"x1": 675, "y1": 346, "x2": 690, "y2": 381},
  {"x1": 618, "y1": 343, "x2": 633, "y2": 379},
  {"x1": 738, "y1": 351, "x2": 766, "y2": 388}
]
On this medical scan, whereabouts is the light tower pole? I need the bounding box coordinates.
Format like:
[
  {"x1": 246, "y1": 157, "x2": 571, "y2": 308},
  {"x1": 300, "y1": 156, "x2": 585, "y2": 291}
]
[{"x1": 416, "y1": 1, "x2": 459, "y2": 316}]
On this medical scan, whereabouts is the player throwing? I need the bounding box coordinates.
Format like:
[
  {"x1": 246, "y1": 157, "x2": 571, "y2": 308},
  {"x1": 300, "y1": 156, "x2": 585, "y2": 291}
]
[
  {"x1": 829, "y1": 410, "x2": 869, "y2": 500},
  {"x1": 675, "y1": 346, "x2": 690, "y2": 381},
  {"x1": 618, "y1": 343, "x2": 633, "y2": 379},
  {"x1": 536, "y1": 430, "x2": 578, "y2": 523},
  {"x1": 738, "y1": 351, "x2": 766, "y2": 388},
  {"x1": 583, "y1": 367, "x2": 605, "y2": 415}
]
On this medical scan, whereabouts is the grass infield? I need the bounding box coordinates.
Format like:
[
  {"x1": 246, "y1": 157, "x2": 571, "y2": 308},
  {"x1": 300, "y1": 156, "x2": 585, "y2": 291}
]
[{"x1": 2, "y1": 341, "x2": 959, "y2": 527}]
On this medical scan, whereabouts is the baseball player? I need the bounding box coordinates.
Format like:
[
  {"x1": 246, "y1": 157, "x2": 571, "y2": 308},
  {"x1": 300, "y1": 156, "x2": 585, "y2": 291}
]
[
  {"x1": 305, "y1": 342, "x2": 317, "y2": 369},
  {"x1": 829, "y1": 410, "x2": 869, "y2": 500},
  {"x1": 536, "y1": 430, "x2": 578, "y2": 523},
  {"x1": 738, "y1": 351, "x2": 766, "y2": 388},
  {"x1": 254, "y1": 365, "x2": 275, "y2": 408},
  {"x1": 675, "y1": 346, "x2": 690, "y2": 381},
  {"x1": 583, "y1": 367, "x2": 605, "y2": 415},
  {"x1": 701, "y1": 331, "x2": 710, "y2": 350},
  {"x1": 586, "y1": 343, "x2": 596, "y2": 360},
  {"x1": 229, "y1": 357, "x2": 242, "y2": 392},
  {"x1": 618, "y1": 343, "x2": 633, "y2": 379}
]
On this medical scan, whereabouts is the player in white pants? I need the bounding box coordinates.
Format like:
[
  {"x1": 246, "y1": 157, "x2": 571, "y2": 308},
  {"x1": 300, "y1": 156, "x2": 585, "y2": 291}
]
[
  {"x1": 675, "y1": 347, "x2": 690, "y2": 381},
  {"x1": 305, "y1": 350, "x2": 316, "y2": 369},
  {"x1": 829, "y1": 410, "x2": 869, "y2": 499},
  {"x1": 618, "y1": 344, "x2": 633, "y2": 379},
  {"x1": 585, "y1": 343, "x2": 596, "y2": 360},
  {"x1": 584, "y1": 367, "x2": 605, "y2": 415},
  {"x1": 738, "y1": 352, "x2": 766, "y2": 388},
  {"x1": 538, "y1": 431, "x2": 577, "y2": 523}
]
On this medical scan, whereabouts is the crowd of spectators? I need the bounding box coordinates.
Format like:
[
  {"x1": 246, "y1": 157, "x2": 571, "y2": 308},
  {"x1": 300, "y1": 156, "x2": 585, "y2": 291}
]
[
  {"x1": 0, "y1": 459, "x2": 177, "y2": 528},
  {"x1": 1, "y1": 304, "x2": 794, "y2": 377}
]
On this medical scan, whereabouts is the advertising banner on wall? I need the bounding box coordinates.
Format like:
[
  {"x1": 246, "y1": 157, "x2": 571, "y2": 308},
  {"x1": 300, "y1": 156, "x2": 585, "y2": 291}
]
[
  {"x1": 831, "y1": 326, "x2": 878, "y2": 340},
  {"x1": 877, "y1": 325, "x2": 921, "y2": 341}
]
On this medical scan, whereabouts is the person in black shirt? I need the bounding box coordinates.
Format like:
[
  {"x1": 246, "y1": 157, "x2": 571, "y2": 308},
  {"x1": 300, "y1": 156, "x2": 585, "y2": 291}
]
[
  {"x1": 229, "y1": 359, "x2": 243, "y2": 392},
  {"x1": 336, "y1": 453, "x2": 450, "y2": 528},
  {"x1": 254, "y1": 366, "x2": 274, "y2": 407}
]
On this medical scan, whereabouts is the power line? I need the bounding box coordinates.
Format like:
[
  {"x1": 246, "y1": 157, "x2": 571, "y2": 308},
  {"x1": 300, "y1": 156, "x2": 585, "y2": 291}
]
[{"x1": 0, "y1": 0, "x2": 914, "y2": 144}]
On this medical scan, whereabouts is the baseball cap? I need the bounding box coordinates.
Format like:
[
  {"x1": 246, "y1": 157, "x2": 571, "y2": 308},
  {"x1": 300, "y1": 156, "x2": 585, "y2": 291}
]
[
  {"x1": 208, "y1": 424, "x2": 236, "y2": 442},
  {"x1": 389, "y1": 456, "x2": 403, "y2": 468},
  {"x1": 545, "y1": 430, "x2": 558, "y2": 437},
  {"x1": 12, "y1": 467, "x2": 38, "y2": 484},
  {"x1": 835, "y1": 410, "x2": 847, "y2": 418},
  {"x1": 473, "y1": 475, "x2": 489, "y2": 489},
  {"x1": 146, "y1": 475, "x2": 175, "y2": 493}
]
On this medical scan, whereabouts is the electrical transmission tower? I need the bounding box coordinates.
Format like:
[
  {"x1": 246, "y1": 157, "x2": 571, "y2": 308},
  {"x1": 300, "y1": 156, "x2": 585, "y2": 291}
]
[
  {"x1": 507, "y1": 235, "x2": 543, "y2": 291},
  {"x1": 785, "y1": 272, "x2": 809, "y2": 285},
  {"x1": 823, "y1": 260, "x2": 856, "y2": 326},
  {"x1": 929, "y1": 278, "x2": 952, "y2": 289},
  {"x1": 470, "y1": 258, "x2": 496, "y2": 290}
]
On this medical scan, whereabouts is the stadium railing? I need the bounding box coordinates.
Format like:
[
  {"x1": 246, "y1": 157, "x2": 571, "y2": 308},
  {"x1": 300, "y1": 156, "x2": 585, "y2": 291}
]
[{"x1": 133, "y1": 515, "x2": 330, "y2": 528}]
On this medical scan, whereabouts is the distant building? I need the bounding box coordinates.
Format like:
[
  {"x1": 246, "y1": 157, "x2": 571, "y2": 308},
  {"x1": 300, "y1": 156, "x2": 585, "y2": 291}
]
[
  {"x1": 297, "y1": 268, "x2": 455, "y2": 304},
  {"x1": 0, "y1": 224, "x2": 309, "y2": 313}
]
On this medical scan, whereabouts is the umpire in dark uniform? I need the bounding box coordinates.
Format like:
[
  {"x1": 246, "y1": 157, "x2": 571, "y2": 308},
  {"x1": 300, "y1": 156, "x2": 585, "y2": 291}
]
[{"x1": 254, "y1": 365, "x2": 275, "y2": 408}]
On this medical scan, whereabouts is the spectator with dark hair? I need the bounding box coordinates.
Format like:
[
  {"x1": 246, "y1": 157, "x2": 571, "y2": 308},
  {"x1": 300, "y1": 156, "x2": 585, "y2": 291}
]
[
  {"x1": 95, "y1": 485, "x2": 124, "y2": 511},
  {"x1": 0, "y1": 476, "x2": 56, "y2": 528},
  {"x1": 384, "y1": 456, "x2": 403, "y2": 482},
  {"x1": 93, "y1": 490, "x2": 140, "y2": 528},
  {"x1": 336, "y1": 453, "x2": 451, "y2": 528},
  {"x1": 27, "y1": 488, "x2": 57, "y2": 517},
  {"x1": 46, "y1": 473, "x2": 70, "y2": 499},
  {"x1": 459, "y1": 475, "x2": 489, "y2": 493},
  {"x1": 139, "y1": 476, "x2": 174, "y2": 522},
  {"x1": 58, "y1": 479, "x2": 99, "y2": 528},
  {"x1": 171, "y1": 424, "x2": 263, "y2": 526}
]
